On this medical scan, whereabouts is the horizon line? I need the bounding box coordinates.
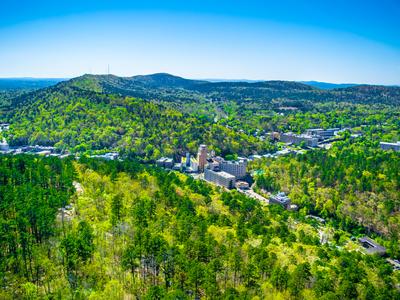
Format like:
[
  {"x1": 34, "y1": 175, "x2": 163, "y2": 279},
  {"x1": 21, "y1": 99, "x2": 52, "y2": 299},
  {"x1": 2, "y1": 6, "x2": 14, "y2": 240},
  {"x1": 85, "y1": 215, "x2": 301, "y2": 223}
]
[{"x1": 0, "y1": 74, "x2": 398, "y2": 87}]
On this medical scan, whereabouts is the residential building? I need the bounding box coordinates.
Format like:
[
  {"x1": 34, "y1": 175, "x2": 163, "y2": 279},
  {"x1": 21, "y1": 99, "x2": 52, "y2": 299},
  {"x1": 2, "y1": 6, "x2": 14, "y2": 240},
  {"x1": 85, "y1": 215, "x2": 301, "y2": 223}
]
[
  {"x1": 197, "y1": 144, "x2": 208, "y2": 171},
  {"x1": 204, "y1": 168, "x2": 235, "y2": 189},
  {"x1": 380, "y1": 141, "x2": 400, "y2": 152}
]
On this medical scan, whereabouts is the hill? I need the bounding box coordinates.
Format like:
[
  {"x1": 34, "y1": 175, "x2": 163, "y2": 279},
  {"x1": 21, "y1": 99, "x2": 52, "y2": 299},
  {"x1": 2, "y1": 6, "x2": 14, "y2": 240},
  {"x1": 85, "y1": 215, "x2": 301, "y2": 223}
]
[
  {"x1": 63, "y1": 74, "x2": 400, "y2": 107},
  {"x1": 5, "y1": 81, "x2": 273, "y2": 157},
  {"x1": 6, "y1": 74, "x2": 400, "y2": 113}
]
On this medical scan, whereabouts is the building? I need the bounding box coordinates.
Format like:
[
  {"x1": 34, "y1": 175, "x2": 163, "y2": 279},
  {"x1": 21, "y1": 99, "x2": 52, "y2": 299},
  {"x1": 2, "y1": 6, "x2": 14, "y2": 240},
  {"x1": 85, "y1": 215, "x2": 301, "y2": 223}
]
[
  {"x1": 172, "y1": 163, "x2": 182, "y2": 171},
  {"x1": 248, "y1": 154, "x2": 262, "y2": 160},
  {"x1": 269, "y1": 192, "x2": 291, "y2": 209},
  {"x1": 281, "y1": 133, "x2": 318, "y2": 147},
  {"x1": 91, "y1": 152, "x2": 119, "y2": 160},
  {"x1": 185, "y1": 152, "x2": 191, "y2": 167},
  {"x1": 182, "y1": 155, "x2": 199, "y2": 172},
  {"x1": 156, "y1": 157, "x2": 174, "y2": 169},
  {"x1": 204, "y1": 168, "x2": 235, "y2": 189},
  {"x1": 235, "y1": 181, "x2": 250, "y2": 190},
  {"x1": 0, "y1": 139, "x2": 9, "y2": 151},
  {"x1": 197, "y1": 144, "x2": 208, "y2": 171},
  {"x1": 0, "y1": 123, "x2": 10, "y2": 131},
  {"x1": 358, "y1": 237, "x2": 386, "y2": 256},
  {"x1": 380, "y1": 141, "x2": 400, "y2": 152},
  {"x1": 220, "y1": 159, "x2": 247, "y2": 179},
  {"x1": 305, "y1": 128, "x2": 339, "y2": 141}
]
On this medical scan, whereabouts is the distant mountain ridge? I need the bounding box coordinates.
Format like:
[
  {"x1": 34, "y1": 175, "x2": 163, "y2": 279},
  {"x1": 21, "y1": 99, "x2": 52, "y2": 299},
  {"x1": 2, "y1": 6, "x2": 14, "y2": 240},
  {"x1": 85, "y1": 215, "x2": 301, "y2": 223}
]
[
  {"x1": 0, "y1": 78, "x2": 66, "y2": 90},
  {"x1": 51, "y1": 73, "x2": 400, "y2": 106},
  {"x1": 301, "y1": 81, "x2": 359, "y2": 90},
  {"x1": 4, "y1": 73, "x2": 400, "y2": 110}
]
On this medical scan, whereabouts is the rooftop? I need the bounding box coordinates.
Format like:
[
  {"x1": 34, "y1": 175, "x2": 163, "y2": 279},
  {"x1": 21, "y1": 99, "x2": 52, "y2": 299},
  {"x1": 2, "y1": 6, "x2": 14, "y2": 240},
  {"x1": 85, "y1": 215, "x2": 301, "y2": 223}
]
[
  {"x1": 358, "y1": 237, "x2": 386, "y2": 255},
  {"x1": 380, "y1": 141, "x2": 400, "y2": 146},
  {"x1": 209, "y1": 170, "x2": 235, "y2": 179}
]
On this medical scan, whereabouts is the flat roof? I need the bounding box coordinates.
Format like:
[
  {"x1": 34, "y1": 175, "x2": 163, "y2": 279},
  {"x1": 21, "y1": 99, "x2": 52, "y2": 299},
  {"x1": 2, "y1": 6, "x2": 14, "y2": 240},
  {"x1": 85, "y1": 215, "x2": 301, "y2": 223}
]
[
  {"x1": 380, "y1": 141, "x2": 400, "y2": 146},
  {"x1": 208, "y1": 169, "x2": 235, "y2": 179},
  {"x1": 358, "y1": 237, "x2": 386, "y2": 255},
  {"x1": 217, "y1": 171, "x2": 235, "y2": 179}
]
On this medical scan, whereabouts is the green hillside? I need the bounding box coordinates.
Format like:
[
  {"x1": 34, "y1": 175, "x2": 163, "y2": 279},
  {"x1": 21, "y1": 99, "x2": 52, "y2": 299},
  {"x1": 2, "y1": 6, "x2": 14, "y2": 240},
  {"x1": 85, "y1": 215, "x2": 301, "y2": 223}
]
[
  {"x1": 5, "y1": 82, "x2": 274, "y2": 158},
  {"x1": 1, "y1": 155, "x2": 399, "y2": 299}
]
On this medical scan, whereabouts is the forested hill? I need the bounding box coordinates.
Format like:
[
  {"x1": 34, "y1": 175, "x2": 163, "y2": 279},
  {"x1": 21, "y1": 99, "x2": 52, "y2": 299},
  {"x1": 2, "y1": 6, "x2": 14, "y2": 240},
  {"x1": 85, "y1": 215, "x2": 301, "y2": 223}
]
[
  {"x1": 5, "y1": 82, "x2": 274, "y2": 157},
  {"x1": 55, "y1": 73, "x2": 400, "y2": 106},
  {"x1": 1, "y1": 155, "x2": 399, "y2": 299},
  {"x1": 4, "y1": 74, "x2": 400, "y2": 112}
]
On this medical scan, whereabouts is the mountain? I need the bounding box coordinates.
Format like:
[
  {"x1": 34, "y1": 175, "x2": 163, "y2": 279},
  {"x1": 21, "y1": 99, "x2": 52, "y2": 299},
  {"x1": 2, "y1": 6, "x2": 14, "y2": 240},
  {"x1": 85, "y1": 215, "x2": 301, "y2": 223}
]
[
  {"x1": 58, "y1": 74, "x2": 400, "y2": 106},
  {"x1": 301, "y1": 81, "x2": 358, "y2": 90},
  {"x1": 130, "y1": 73, "x2": 207, "y2": 88}
]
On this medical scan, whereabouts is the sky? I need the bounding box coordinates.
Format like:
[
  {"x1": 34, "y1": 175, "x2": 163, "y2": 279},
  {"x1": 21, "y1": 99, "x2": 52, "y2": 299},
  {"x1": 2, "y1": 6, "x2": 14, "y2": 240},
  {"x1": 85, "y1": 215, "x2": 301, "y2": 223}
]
[{"x1": 0, "y1": 0, "x2": 399, "y2": 84}]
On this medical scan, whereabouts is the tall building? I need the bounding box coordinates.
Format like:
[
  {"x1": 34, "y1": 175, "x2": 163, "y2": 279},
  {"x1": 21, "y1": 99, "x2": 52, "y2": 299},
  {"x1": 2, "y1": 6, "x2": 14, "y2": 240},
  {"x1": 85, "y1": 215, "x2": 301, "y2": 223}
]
[
  {"x1": 220, "y1": 159, "x2": 247, "y2": 179},
  {"x1": 197, "y1": 144, "x2": 208, "y2": 171},
  {"x1": 182, "y1": 155, "x2": 199, "y2": 172},
  {"x1": 204, "y1": 168, "x2": 235, "y2": 189},
  {"x1": 185, "y1": 152, "x2": 191, "y2": 167}
]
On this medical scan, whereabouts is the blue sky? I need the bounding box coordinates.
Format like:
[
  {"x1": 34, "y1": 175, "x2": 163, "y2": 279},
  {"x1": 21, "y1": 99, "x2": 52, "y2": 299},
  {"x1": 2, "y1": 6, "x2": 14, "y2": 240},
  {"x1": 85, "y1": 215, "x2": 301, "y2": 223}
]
[{"x1": 1, "y1": 0, "x2": 399, "y2": 84}]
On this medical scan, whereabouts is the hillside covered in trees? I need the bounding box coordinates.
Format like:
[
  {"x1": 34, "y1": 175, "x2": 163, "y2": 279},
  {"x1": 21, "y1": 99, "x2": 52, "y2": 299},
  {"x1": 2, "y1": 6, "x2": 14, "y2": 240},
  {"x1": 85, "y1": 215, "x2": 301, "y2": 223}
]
[
  {"x1": 4, "y1": 83, "x2": 274, "y2": 158},
  {"x1": 252, "y1": 139, "x2": 400, "y2": 243},
  {"x1": 1, "y1": 155, "x2": 399, "y2": 299}
]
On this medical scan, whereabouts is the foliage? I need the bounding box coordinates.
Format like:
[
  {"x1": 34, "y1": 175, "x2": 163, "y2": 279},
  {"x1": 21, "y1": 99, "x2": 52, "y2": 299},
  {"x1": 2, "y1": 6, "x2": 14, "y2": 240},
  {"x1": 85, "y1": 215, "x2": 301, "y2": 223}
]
[{"x1": 1, "y1": 155, "x2": 399, "y2": 299}]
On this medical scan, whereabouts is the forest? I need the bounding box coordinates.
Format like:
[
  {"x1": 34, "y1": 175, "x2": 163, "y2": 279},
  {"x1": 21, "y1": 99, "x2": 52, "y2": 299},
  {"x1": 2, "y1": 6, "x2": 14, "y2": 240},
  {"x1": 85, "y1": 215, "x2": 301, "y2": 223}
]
[
  {"x1": 1, "y1": 155, "x2": 399, "y2": 299},
  {"x1": 4, "y1": 84, "x2": 275, "y2": 159}
]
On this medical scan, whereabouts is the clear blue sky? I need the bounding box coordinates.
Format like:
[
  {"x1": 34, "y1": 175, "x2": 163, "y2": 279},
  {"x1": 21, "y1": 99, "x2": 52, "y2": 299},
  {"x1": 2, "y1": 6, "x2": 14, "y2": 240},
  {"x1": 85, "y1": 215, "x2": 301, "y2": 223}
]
[{"x1": 1, "y1": 0, "x2": 399, "y2": 84}]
